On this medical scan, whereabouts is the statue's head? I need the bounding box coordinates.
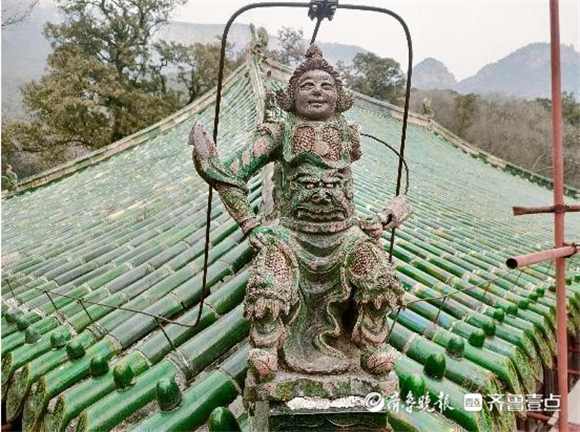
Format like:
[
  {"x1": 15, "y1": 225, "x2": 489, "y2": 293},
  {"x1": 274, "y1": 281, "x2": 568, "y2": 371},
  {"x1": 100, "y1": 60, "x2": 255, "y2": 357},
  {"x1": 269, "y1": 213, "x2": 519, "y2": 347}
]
[{"x1": 276, "y1": 45, "x2": 354, "y2": 119}]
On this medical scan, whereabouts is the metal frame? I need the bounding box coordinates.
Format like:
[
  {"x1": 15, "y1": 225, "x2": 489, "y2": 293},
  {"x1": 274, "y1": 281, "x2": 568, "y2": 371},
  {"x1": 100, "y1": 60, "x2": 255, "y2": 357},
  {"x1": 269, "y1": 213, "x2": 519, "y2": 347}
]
[{"x1": 195, "y1": 0, "x2": 415, "y2": 324}]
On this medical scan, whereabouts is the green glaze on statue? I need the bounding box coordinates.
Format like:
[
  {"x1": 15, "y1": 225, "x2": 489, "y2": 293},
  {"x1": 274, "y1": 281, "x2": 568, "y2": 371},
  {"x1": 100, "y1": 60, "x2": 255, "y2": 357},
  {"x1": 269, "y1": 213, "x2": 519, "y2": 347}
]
[
  {"x1": 191, "y1": 44, "x2": 411, "y2": 380},
  {"x1": 191, "y1": 45, "x2": 412, "y2": 430}
]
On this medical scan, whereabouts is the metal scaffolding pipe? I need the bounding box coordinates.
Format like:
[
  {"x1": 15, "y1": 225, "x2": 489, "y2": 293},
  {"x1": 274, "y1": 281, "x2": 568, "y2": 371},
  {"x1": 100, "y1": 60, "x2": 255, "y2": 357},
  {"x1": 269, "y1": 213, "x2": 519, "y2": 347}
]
[
  {"x1": 549, "y1": 0, "x2": 569, "y2": 430},
  {"x1": 505, "y1": 245, "x2": 578, "y2": 269},
  {"x1": 513, "y1": 204, "x2": 580, "y2": 216}
]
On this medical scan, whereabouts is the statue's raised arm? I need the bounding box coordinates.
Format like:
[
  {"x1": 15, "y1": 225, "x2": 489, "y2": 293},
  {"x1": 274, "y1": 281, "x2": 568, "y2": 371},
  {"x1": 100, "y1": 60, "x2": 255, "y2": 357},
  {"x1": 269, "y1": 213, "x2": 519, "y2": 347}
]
[{"x1": 190, "y1": 119, "x2": 282, "y2": 247}]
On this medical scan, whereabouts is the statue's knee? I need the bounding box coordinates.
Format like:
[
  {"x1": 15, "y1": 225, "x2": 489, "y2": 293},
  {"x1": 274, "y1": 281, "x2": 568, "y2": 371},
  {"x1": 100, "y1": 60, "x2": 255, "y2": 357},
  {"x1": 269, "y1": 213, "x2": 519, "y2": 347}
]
[
  {"x1": 346, "y1": 239, "x2": 403, "y2": 310},
  {"x1": 244, "y1": 241, "x2": 299, "y2": 320}
]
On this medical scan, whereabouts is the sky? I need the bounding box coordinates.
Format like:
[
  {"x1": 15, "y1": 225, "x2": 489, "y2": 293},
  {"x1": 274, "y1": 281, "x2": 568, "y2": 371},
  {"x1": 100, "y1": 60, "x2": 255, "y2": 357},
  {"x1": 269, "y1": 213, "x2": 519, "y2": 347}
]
[{"x1": 172, "y1": 0, "x2": 580, "y2": 80}]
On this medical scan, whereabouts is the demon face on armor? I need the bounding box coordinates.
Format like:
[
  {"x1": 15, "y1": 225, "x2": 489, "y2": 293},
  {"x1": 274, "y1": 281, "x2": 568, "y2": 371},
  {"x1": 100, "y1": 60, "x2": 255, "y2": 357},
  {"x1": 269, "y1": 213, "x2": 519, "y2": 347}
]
[{"x1": 286, "y1": 163, "x2": 354, "y2": 223}]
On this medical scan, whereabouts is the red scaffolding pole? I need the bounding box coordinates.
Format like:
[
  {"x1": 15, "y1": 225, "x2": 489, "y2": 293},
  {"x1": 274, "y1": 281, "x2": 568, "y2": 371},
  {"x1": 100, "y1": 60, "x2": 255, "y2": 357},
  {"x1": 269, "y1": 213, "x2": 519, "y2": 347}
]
[
  {"x1": 506, "y1": 1, "x2": 578, "y2": 430},
  {"x1": 549, "y1": 1, "x2": 569, "y2": 430}
]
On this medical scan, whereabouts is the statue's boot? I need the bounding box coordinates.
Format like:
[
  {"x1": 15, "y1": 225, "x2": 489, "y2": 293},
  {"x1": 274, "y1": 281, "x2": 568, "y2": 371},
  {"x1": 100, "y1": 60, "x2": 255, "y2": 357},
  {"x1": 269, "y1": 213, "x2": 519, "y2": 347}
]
[
  {"x1": 361, "y1": 345, "x2": 398, "y2": 375},
  {"x1": 248, "y1": 347, "x2": 278, "y2": 382},
  {"x1": 244, "y1": 239, "x2": 299, "y2": 382},
  {"x1": 353, "y1": 302, "x2": 398, "y2": 375},
  {"x1": 248, "y1": 316, "x2": 284, "y2": 382}
]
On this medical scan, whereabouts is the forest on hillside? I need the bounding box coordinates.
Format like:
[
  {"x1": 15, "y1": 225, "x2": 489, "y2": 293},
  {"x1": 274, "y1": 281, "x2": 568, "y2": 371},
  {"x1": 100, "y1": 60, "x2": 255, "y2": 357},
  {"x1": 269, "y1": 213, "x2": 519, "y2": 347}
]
[{"x1": 409, "y1": 90, "x2": 580, "y2": 188}]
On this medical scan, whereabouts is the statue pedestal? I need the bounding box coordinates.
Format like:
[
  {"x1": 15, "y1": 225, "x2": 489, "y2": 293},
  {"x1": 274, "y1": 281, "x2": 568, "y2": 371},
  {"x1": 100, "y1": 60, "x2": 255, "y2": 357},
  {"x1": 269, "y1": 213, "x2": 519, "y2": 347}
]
[{"x1": 245, "y1": 370, "x2": 398, "y2": 432}]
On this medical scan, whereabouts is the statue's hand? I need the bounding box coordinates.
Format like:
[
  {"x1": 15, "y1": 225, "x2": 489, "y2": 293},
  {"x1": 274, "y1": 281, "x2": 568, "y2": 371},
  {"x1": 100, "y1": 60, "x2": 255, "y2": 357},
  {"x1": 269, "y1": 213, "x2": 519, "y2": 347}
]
[
  {"x1": 360, "y1": 196, "x2": 413, "y2": 240},
  {"x1": 189, "y1": 122, "x2": 216, "y2": 168},
  {"x1": 247, "y1": 225, "x2": 278, "y2": 252},
  {"x1": 383, "y1": 195, "x2": 413, "y2": 230},
  {"x1": 359, "y1": 215, "x2": 384, "y2": 241}
]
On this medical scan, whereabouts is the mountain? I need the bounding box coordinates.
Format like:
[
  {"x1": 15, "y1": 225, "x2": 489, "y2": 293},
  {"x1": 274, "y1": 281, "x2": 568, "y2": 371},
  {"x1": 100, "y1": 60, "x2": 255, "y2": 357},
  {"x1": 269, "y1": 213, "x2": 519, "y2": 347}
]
[
  {"x1": 457, "y1": 42, "x2": 580, "y2": 99},
  {"x1": 4, "y1": 2, "x2": 578, "y2": 119},
  {"x1": 412, "y1": 57, "x2": 457, "y2": 90}
]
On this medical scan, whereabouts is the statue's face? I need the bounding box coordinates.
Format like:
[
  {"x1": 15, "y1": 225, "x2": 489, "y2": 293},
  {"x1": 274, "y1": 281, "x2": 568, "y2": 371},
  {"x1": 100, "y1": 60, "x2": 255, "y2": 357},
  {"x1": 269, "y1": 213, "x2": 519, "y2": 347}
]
[{"x1": 294, "y1": 70, "x2": 337, "y2": 120}]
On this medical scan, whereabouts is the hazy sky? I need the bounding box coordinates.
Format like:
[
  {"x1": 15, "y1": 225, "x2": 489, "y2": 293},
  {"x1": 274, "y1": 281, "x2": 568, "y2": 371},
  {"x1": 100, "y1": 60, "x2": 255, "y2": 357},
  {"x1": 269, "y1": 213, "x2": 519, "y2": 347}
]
[{"x1": 172, "y1": 0, "x2": 580, "y2": 80}]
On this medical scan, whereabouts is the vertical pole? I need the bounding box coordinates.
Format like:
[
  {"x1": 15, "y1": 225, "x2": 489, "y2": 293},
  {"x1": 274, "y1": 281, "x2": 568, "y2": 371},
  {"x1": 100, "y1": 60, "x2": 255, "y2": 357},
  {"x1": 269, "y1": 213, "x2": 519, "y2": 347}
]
[{"x1": 549, "y1": 0, "x2": 568, "y2": 430}]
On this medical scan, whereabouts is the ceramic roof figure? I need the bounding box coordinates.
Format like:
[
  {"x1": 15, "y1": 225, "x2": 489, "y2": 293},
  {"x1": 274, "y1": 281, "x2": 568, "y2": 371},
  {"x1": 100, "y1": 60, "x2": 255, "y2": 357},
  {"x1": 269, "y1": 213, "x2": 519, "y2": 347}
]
[{"x1": 191, "y1": 45, "x2": 414, "y2": 430}]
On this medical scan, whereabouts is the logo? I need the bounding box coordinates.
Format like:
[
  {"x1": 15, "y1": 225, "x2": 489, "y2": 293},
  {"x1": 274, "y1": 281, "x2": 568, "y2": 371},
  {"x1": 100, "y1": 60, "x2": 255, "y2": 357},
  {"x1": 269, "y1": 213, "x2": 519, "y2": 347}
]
[
  {"x1": 365, "y1": 392, "x2": 385, "y2": 412},
  {"x1": 464, "y1": 393, "x2": 483, "y2": 412}
]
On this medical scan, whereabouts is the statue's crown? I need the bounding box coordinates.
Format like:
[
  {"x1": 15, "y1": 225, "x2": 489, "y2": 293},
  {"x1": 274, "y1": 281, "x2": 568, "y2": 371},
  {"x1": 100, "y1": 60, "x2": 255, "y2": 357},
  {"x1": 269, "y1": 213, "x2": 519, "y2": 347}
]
[
  {"x1": 305, "y1": 44, "x2": 323, "y2": 60},
  {"x1": 292, "y1": 44, "x2": 333, "y2": 80}
]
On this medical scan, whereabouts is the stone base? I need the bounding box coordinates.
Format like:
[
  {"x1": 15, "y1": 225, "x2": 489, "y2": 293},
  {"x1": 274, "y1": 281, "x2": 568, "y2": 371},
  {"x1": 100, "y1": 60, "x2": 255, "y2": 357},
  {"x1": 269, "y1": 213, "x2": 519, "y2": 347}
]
[
  {"x1": 255, "y1": 400, "x2": 393, "y2": 432},
  {"x1": 245, "y1": 370, "x2": 398, "y2": 431},
  {"x1": 245, "y1": 370, "x2": 399, "y2": 404}
]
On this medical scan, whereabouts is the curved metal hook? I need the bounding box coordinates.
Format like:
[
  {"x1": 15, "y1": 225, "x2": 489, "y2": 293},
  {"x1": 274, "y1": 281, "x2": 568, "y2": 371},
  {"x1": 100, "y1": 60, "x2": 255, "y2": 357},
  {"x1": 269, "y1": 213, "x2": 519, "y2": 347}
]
[{"x1": 361, "y1": 133, "x2": 410, "y2": 196}]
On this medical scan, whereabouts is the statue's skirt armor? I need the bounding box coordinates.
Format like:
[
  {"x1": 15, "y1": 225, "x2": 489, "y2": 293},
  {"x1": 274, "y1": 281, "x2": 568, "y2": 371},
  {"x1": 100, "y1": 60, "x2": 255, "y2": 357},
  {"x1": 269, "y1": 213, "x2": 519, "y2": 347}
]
[{"x1": 245, "y1": 224, "x2": 403, "y2": 374}]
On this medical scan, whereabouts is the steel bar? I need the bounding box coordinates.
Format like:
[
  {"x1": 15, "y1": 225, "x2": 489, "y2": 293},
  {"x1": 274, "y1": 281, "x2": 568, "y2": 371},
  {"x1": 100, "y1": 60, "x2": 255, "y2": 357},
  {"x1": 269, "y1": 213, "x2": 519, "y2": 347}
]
[
  {"x1": 549, "y1": 0, "x2": 569, "y2": 430},
  {"x1": 506, "y1": 245, "x2": 578, "y2": 269},
  {"x1": 513, "y1": 204, "x2": 580, "y2": 216}
]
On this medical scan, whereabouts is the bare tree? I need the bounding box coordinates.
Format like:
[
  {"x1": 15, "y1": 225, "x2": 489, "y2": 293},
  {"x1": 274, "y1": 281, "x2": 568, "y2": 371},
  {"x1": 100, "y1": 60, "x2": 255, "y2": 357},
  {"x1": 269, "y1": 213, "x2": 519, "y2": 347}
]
[
  {"x1": 410, "y1": 88, "x2": 580, "y2": 188},
  {"x1": 1, "y1": 0, "x2": 40, "y2": 28}
]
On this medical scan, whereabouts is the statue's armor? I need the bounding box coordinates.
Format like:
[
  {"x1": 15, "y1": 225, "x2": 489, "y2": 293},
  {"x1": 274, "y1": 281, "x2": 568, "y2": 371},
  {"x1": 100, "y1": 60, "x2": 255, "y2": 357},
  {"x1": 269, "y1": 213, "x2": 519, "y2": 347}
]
[
  {"x1": 273, "y1": 114, "x2": 360, "y2": 234},
  {"x1": 190, "y1": 111, "x2": 405, "y2": 376}
]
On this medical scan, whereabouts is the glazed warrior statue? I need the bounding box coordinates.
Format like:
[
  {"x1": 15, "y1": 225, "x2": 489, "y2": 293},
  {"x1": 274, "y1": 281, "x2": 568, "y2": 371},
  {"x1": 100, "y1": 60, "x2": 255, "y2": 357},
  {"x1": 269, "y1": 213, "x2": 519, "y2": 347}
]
[{"x1": 191, "y1": 45, "x2": 412, "y2": 382}]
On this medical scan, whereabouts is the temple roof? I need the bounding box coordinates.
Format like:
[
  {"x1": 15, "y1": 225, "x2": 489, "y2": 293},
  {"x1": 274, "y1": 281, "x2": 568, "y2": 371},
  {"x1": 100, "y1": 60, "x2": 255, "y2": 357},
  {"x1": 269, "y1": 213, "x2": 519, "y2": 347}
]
[{"x1": 2, "y1": 39, "x2": 580, "y2": 432}]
